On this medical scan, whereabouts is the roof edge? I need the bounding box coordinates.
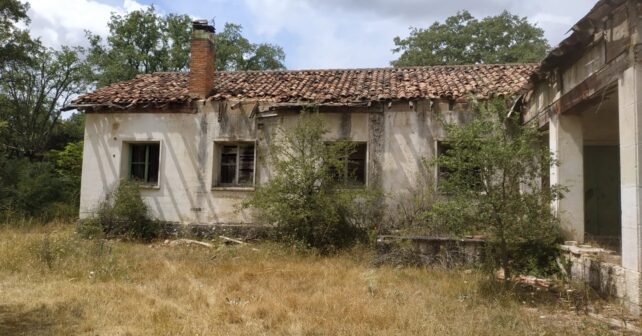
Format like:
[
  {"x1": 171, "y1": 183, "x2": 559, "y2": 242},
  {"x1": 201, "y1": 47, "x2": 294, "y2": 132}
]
[{"x1": 537, "y1": 0, "x2": 627, "y2": 75}]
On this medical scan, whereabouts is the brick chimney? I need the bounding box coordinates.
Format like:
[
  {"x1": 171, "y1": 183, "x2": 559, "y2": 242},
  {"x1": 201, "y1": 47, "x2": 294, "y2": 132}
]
[{"x1": 189, "y1": 20, "x2": 216, "y2": 98}]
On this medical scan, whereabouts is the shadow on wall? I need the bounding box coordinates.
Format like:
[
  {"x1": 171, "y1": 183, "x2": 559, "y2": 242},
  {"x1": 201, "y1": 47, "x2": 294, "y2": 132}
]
[
  {"x1": 86, "y1": 118, "x2": 120, "y2": 213},
  {"x1": 160, "y1": 121, "x2": 200, "y2": 224},
  {"x1": 385, "y1": 110, "x2": 435, "y2": 192}
]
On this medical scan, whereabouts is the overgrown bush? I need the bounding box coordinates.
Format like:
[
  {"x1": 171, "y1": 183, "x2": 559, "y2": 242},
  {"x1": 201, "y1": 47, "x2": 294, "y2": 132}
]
[
  {"x1": 50, "y1": 140, "x2": 83, "y2": 205},
  {"x1": 385, "y1": 166, "x2": 442, "y2": 234},
  {"x1": 78, "y1": 179, "x2": 160, "y2": 241},
  {"x1": 428, "y1": 97, "x2": 564, "y2": 280},
  {"x1": 243, "y1": 110, "x2": 379, "y2": 252},
  {"x1": 486, "y1": 240, "x2": 562, "y2": 278},
  {"x1": 0, "y1": 157, "x2": 77, "y2": 223}
]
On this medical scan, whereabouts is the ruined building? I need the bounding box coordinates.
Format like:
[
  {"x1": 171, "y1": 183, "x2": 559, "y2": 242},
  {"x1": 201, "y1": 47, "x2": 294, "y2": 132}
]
[
  {"x1": 66, "y1": 0, "x2": 642, "y2": 314},
  {"x1": 522, "y1": 0, "x2": 642, "y2": 313},
  {"x1": 68, "y1": 22, "x2": 534, "y2": 226}
]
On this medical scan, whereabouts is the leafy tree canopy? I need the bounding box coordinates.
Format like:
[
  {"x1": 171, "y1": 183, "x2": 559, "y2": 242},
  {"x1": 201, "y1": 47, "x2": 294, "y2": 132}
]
[
  {"x1": 216, "y1": 22, "x2": 285, "y2": 71},
  {"x1": 392, "y1": 10, "x2": 549, "y2": 66},
  {"x1": 0, "y1": 45, "x2": 88, "y2": 157},
  {"x1": 0, "y1": 0, "x2": 36, "y2": 64},
  {"x1": 86, "y1": 7, "x2": 286, "y2": 87}
]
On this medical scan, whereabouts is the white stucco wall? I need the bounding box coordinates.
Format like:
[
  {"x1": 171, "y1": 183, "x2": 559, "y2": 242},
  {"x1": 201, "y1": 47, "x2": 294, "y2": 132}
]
[{"x1": 79, "y1": 99, "x2": 466, "y2": 225}]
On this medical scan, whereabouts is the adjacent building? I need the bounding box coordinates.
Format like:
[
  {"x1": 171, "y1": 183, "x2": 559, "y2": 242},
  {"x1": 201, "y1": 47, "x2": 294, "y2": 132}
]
[{"x1": 524, "y1": 0, "x2": 641, "y2": 313}]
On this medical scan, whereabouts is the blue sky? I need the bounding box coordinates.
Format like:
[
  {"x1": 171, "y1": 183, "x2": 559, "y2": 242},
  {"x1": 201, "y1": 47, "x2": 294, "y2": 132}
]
[{"x1": 24, "y1": 0, "x2": 597, "y2": 69}]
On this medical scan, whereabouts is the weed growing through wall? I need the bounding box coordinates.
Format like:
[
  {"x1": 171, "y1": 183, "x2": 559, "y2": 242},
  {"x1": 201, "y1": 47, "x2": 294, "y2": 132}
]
[{"x1": 385, "y1": 166, "x2": 442, "y2": 235}]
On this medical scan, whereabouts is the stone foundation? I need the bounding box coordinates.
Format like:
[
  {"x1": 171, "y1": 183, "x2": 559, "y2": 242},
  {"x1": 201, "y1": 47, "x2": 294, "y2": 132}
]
[
  {"x1": 161, "y1": 222, "x2": 270, "y2": 240},
  {"x1": 561, "y1": 242, "x2": 641, "y2": 315},
  {"x1": 376, "y1": 235, "x2": 485, "y2": 266}
]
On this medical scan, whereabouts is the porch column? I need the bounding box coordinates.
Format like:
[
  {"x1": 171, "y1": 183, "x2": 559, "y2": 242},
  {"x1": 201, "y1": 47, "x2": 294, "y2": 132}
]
[
  {"x1": 618, "y1": 65, "x2": 642, "y2": 272},
  {"x1": 550, "y1": 112, "x2": 584, "y2": 242}
]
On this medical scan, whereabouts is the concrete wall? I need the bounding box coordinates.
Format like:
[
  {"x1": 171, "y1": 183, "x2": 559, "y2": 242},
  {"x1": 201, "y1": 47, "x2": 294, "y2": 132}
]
[{"x1": 80, "y1": 99, "x2": 468, "y2": 226}]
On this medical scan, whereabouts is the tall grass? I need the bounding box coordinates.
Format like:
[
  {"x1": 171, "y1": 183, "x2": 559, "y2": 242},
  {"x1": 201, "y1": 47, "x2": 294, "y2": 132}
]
[{"x1": 0, "y1": 223, "x2": 617, "y2": 335}]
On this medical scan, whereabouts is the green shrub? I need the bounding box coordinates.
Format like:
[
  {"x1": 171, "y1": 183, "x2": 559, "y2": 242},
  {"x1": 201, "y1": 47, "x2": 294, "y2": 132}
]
[
  {"x1": 78, "y1": 180, "x2": 160, "y2": 241},
  {"x1": 76, "y1": 217, "x2": 104, "y2": 240},
  {"x1": 428, "y1": 97, "x2": 564, "y2": 280},
  {"x1": 50, "y1": 140, "x2": 83, "y2": 206},
  {"x1": 243, "y1": 110, "x2": 377, "y2": 252},
  {"x1": 489, "y1": 240, "x2": 562, "y2": 277},
  {"x1": 0, "y1": 157, "x2": 70, "y2": 220},
  {"x1": 0, "y1": 154, "x2": 81, "y2": 223}
]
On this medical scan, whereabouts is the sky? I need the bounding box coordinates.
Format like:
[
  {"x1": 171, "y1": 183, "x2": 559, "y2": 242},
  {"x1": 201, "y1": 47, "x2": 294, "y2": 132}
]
[{"x1": 23, "y1": 0, "x2": 598, "y2": 70}]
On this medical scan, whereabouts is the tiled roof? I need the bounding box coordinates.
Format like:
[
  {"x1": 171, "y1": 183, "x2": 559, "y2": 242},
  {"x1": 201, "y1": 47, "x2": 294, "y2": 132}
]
[{"x1": 69, "y1": 64, "x2": 538, "y2": 110}]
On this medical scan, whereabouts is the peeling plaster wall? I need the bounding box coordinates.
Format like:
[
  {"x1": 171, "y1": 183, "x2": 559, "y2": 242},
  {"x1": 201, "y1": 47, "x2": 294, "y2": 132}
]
[
  {"x1": 80, "y1": 101, "x2": 258, "y2": 225},
  {"x1": 381, "y1": 100, "x2": 470, "y2": 203},
  {"x1": 80, "y1": 99, "x2": 469, "y2": 225}
]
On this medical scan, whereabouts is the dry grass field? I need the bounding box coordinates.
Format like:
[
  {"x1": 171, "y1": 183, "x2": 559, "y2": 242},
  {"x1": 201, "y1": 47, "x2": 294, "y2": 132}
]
[{"x1": 0, "y1": 223, "x2": 629, "y2": 335}]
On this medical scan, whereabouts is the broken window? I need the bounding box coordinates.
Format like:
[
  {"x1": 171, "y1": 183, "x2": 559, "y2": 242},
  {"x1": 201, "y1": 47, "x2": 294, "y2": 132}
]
[
  {"x1": 217, "y1": 143, "x2": 255, "y2": 186},
  {"x1": 129, "y1": 143, "x2": 160, "y2": 185},
  {"x1": 437, "y1": 141, "x2": 453, "y2": 184},
  {"x1": 436, "y1": 141, "x2": 482, "y2": 191},
  {"x1": 328, "y1": 142, "x2": 367, "y2": 186}
]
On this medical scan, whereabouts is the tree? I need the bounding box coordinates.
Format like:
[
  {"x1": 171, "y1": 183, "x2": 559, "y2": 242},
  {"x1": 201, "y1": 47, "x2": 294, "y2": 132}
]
[
  {"x1": 51, "y1": 140, "x2": 83, "y2": 203},
  {"x1": 243, "y1": 111, "x2": 374, "y2": 251},
  {"x1": 47, "y1": 112, "x2": 86, "y2": 151},
  {"x1": 86, "y1": 8, "x2": 286, "y2": 87},
  {"x1": 429, "y1": 98, "x2": 564, "y2": 281},
  {"x1": 0, "y1": 45, "x2": 88, "y2": 157},
  {"x1": 1, "y1": 1, "x2": 87, "y2": 159},
  {"x1": 216, "y1": 23, "x2": 285, "y2": 71},
  {"x1": 0, "y1": 157, "x2": 68, "y2": 218},
  {"x1": 0, "y1": 0, "x2": 36, "y2": 64},
  {"x1": 392, "y1": 10, "x2": 549, "y2": 66},
  {"x1": 85, "y1": 7, "x2": 188, "y2": 87},
  {"x1": 0, "y1": 1, "x2": 88, "y2": 220}
]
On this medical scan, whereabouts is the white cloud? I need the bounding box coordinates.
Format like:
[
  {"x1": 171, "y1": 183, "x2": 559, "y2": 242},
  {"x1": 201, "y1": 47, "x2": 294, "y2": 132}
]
[
  {"x1": 243, "y1": 0, "x2": 405, "y2": 69},
  {"x1": 530, "y1": 13, "x2": 574, "y2": 26},
  {"x1": 25, "y1": 0, "x2": 147, "y2": 48},
  {"x1": 24, "y1": 0, "x2": 600, "y2": 69},
  {"x1": 242, "y1": 0, "x2": 597, "y2": 69},
  {"x1": 123, "y1": 0, "x2": 147, "y2": 12}
]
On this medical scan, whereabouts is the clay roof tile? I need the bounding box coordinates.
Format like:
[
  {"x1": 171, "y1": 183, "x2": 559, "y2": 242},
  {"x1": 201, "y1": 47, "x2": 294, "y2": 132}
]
[{"x1": 70, "y1": 64, "x2": 538, "y2": 110}]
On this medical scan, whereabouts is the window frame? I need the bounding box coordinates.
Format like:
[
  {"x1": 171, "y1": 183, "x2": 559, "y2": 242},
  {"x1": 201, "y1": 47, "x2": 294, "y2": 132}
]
[
  {"x1": 326, "y1": 141, "x2": 368, "y2": 187},
  {"x1": 213, "y1": 141, "x2": 257, "y2": 188},
  {"x1": 435, "y1": 140, "x2": 453, "y2": 188},
  {"x1": 126, "y1": 141, "x2": 161, "y2": 187},
  {"x1": 435, "y1": 140, "x2": 484, "y2": 192}
]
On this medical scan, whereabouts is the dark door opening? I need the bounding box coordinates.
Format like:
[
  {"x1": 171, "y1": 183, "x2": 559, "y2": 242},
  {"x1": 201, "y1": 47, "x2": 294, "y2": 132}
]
[{"x1": 584, "y1": 145, "x2": 621, "y2": 251}]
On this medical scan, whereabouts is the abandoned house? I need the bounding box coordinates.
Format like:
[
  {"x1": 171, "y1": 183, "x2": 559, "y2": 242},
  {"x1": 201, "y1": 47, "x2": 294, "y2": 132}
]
[
  {"x1": 66, "y1": 0, "x2": 642, "y2": 314},
  {"x1": 69, "y1": 22, "x2": 535, "y2": 226}
]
